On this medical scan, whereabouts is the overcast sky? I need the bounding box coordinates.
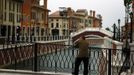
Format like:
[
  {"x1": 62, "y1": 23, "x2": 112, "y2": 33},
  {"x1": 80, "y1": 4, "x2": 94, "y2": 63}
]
[{"x1": 41, "y1": 0, "x2": 125, "y2": 28}]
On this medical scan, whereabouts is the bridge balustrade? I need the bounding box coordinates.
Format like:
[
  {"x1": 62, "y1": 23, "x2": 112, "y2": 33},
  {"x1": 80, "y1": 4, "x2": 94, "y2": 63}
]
[
  {"x1": 0, "y1": 42, "x2": 133, "y2": 75},
  {"x1": 0, "y1": 36, "x2": 69, "y2": 44}
]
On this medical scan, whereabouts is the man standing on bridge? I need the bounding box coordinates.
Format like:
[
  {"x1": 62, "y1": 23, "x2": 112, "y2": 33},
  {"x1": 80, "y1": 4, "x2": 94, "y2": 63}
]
[{"x1": 72, "y1": 36, "x2": 89, "y2": 75}]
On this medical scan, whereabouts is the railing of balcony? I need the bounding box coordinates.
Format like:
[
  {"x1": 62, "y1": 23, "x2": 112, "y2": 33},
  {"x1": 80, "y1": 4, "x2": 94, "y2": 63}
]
[{"x1": 0, "y1": 43, "x2": 134, "y2": 75}]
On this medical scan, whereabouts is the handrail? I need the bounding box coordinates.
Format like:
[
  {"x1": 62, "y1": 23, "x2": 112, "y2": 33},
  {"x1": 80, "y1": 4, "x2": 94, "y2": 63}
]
[{"x1": 0, "y1": 43, "x2": 133, "y2": 75}]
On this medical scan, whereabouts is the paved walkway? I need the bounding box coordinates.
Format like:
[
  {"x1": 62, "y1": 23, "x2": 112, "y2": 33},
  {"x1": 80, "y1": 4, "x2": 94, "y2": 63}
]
[{"x1": 0, "y1": 69, "x2": 72, "y2": 75}]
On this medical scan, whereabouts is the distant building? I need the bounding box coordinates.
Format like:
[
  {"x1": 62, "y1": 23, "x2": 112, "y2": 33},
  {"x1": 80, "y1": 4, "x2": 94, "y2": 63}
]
[
  {"x1": 121, "y1": 23, "x2": 134, "y2": 43},
  {"x1": 74, "y1": 9, "x2": 88, "y2": 30},
  {"x1": 49, "y1": 10, "x2": 69, "y2": 36},
  {"x1": 0, "y1": 0, "x2": 23, "y2": 38},
  {"x1": 122, "y1": 0, "x2": 134, "y2": 45},
  {"x1": 49, "y1": 7, "x2": 78, "y2": 36},
  {"x1": 49, "y1": 7, "x2": 102, "y2": 36},
  {"x1": 22, "y1": 0, "x2": 49, "y2": 38}
]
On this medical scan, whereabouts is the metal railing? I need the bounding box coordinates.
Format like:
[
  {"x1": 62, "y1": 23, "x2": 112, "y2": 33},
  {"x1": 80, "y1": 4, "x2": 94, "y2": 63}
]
[
  {"x1": 0, "y1": 43, "x2": 134, "y2": 75},
  {"x1": 0, "y1": 36, "x2": 69, "y2": 44}
]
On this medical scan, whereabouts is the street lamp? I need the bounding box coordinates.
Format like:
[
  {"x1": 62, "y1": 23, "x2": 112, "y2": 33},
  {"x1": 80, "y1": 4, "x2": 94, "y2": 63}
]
[
  {"x1": 118, "y1": 19, "x2": 121, "y2": 41},
  {"x1": 130, "y1": 12, "x2": 133, "y2": 43},
  {"x1": 113, "y1": 23, "x2": 116, "y2": 40}
]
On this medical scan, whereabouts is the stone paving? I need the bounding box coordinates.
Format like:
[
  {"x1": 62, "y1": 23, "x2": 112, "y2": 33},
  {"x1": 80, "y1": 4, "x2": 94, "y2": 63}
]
[
  {"x1": 0, "y1": 72, "x2": 35, "y2": 75},
  {"x1": 0, "y1": 69, "x2": 72, "y2": 75},
  {"x1": 0, "y1": 72, "x2": 72, "y2": 75}
]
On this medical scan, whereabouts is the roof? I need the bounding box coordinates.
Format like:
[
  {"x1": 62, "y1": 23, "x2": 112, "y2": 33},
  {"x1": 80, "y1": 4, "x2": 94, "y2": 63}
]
[
  {"x1": 32, "y1": 4, "x2": 49, "y2": 11},
  {"x1": 76, "y1": 9, "x2": 87, "y2": 12},
  {"x1": 76, "y1": 9, "x2": 88, "y2": 16},
  {"x1": 49, "y1": 11, "x2": 60, "y2": 17}
]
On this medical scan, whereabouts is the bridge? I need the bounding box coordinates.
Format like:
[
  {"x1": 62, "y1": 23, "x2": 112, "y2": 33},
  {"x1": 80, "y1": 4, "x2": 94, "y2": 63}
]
[{"x1": 0, "y1": 28, "x2": 134, "y2": 75}]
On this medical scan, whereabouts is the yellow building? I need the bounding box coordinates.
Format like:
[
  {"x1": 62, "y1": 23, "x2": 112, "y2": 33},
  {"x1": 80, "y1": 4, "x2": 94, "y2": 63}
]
[
  {"x1": 0, "y1": 0, "x2": 49, "y2": 42},
  {"x1": 0, "y1": 0, "x2": 23, "y2": 39}
]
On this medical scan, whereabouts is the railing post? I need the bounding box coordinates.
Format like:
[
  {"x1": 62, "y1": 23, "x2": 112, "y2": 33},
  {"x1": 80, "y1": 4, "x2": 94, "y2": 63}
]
[
  {"x1": 14, "y1": 44, "x2": 17, "y2": 70},
  {"x1": 55, "y1": 45, "x2": 57, "y2": 72},
  {"x1": 108, "y1": 49, "x2": 112, "y2": 75},
  {"x1": 34, "y1": 43, "x2": 37, "y2": 72},
  {"x1": 130, "y1": 43, "x2": 134, "y2": 73}
]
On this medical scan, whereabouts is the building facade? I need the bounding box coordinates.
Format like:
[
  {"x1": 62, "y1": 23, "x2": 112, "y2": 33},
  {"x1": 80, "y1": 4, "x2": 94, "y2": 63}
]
[
  {"x1": 22, "y1": 0, "x2": 49, "y2": 39},
  {"x1": 49, "y1": 7, "x2": 102, "y2": 36},
  {"x1": 87, "y1": 10, "x2": 102, "y2": 28},
  {"x1": 49, "y1": 11, "x2": 69, "y2": 36},
  {"x1": 121, "y1": 0, "x2": 134, "y2": 45},
  {"x1": 49, "y1": 7, "x2": 83, "y2": 36},
  {"x1": 0, "y1": 0, "x2": 23, "y2": 40},
  {"x1": 75, "y1": 9, "x2": 88, "y2": 29},
  {"x1": 0, "y1": 0, "x2": 49, "y2": 43},
  {"x1": 121, "y1": 23, "x2": 134, "y2": 42}
]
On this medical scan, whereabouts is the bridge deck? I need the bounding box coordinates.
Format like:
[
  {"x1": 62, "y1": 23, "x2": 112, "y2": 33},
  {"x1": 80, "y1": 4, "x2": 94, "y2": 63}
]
[{"x1": 0, "y1": 69, "x2": 72, "y2": 75}]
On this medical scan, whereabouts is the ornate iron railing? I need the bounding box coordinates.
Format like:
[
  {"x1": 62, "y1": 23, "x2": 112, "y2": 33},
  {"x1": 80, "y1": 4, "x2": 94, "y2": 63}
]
[{"x1": 0, "y1": 43, "x2": 134, "y2": 75}]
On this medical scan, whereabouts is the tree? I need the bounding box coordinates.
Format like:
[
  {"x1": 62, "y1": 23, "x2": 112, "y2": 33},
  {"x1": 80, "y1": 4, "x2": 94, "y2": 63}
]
[
  {"x1": 105, "y1": 27, "x2": 112, "y2": 32},
  {"x1": 124, "y1": 0, "x2": 132, "y2": 6}
]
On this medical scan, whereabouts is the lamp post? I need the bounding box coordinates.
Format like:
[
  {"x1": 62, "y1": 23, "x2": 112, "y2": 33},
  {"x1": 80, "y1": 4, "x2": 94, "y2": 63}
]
[
  {"x1": 113, "y1": 23, "x2": 116, "y2": 40},
  {"x1": 130, "y1": 12, "x2": 133, "y2": 43},
  {"x1": 118, "y1": 19, "x2": 121, "y2": 41}
]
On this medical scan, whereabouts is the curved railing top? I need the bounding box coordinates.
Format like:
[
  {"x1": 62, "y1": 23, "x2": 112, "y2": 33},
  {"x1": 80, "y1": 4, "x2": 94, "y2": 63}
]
[{"x1": 71, "y1": 27, "x2": 113, "y2": 38}]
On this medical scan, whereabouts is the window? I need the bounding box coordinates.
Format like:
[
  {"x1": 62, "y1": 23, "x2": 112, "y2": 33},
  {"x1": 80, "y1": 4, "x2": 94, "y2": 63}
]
[
  {"x1": 9, "y1": 13, "x2": 14, "y2": 22},
  {"x1": 16, "y1": 14, "x2": 18, "y2": 22},
  {"x1": 56, "y1": 23, "x2": 59, "y2": 28},
  {"x1": 19, "y1": 4, "x2": 21, "y2": 13},
  {"x1": 13, "y1": 2, "x2": 15, "y2": 11},
  {"x1": 42, "y1": 13, "x2": 44, "y2": 20},
  {"x1": 17, "y1": 14, "x2": 21, "y2": 23},
  {"x1": 63, "y1": 23, "x2": 66, "y2": 28},
  {"x1": 9, "y1": 13, "x2": 12, "y2": 22},
  {"x1": 41, "y1": 28, "x2": 44, "y2": 36},
  {"x1": 9, "y1": 1, "x2": 11, "y2": 11},
  {"x1": 51, "y1": 23, "x2": 54, "y2": 28},
  {"x1": 89, "y1": 20, "x2": 91, "y2": 24},
  {"x1": 51, "y1": 19, "x2": 53, "y2": 21},
  {"x1": 17, "y1": 3, "x2": 19, "y2": 12},
  {"x1": 36, "y1": 27, "x2": 39, "y2": 36},
  {"x1": 31, "y1": 12, "x2": 36, "y2": 19},
  {"x1": 1, "y1": 25, "x2": 6, "y2": 36},
  {"x1": 4, "y1": 12, "x2": 6, "y2": 21},
  {"x1": 5, "y1": 0, "x2": 6, "y2": 10}
]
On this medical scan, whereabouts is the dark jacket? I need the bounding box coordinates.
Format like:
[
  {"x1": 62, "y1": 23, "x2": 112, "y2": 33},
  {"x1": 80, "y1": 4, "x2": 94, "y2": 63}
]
[{"x1": 76, "y1": 39, "x2": 89, "y2": 57}]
